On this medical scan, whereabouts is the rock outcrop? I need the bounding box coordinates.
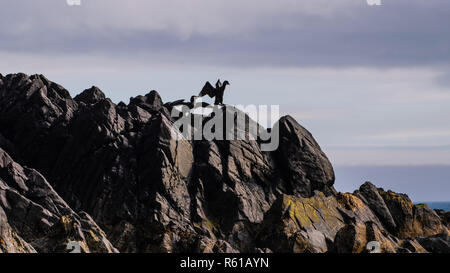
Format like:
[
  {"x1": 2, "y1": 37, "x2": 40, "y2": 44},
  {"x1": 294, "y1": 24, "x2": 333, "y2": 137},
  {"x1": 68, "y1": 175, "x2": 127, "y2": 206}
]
[
  {"x1": 0, "y1": 73, "x2": 448, "y2": 253},
  {"x1": 0, "y1": 147, "x2": 117, "y2": 253}
]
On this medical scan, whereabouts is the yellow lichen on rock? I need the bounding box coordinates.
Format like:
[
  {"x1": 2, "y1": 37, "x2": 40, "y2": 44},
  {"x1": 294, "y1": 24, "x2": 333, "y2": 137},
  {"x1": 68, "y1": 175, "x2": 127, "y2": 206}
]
[
  {"x1": 415, "y1": 203, "x2": 430, "y2": 209},
  {"x1": 337, "y1": 192, "x2": 366, "y2": 211}
]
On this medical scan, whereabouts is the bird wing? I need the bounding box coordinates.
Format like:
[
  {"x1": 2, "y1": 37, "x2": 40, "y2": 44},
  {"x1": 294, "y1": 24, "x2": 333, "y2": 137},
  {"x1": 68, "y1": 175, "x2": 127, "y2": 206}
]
[
  {"x1": 199, "y1": 81, "x2": 216, "y2": 98},
  {"x1": 215, "y1": 79, "x2": 222, "y2": 88}
]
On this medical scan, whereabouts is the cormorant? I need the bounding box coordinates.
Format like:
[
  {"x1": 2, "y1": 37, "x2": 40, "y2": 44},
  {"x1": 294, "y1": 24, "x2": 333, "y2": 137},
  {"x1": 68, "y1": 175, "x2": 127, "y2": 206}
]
[{"x1": 199, "y1": 79, "x2": 230, "y2": 105}]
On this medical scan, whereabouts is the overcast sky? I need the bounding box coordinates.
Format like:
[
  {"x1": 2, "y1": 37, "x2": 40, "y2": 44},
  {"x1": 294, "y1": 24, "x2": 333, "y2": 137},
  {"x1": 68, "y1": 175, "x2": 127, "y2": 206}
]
[{"x1": 1, "y1": 0, "x2": 449, "y2": 200}]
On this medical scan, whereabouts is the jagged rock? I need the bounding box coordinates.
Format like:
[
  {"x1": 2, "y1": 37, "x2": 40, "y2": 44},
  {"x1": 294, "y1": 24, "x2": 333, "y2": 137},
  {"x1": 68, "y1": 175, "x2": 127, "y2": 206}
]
[
  {"x1": 333, "y1": 222, "x2": 369, "y2": 253},
  {"x1": 0, "y1": 147, "x2": 117, "y2": 253},
  {"x1": 399, "y1": 239, "x2": 427, "y2": 253},
  {"x1": 0, "y1": 73, "x2": 448, "y2": 253},
  {"x1": 256, "y1": 191, "x2": 396, "y2": 253},
  {"x1": 333, "y1": 221, "x2": 427, "y2": 253},
  {"x1": 417, "y1": 234, "x2": 450, "y2": 253},
  {"x1": 275, "y1": 116, "x2": 336, "y2": 197},
  {"x1": 74, "y1": 86, "x2": 106, "y2": 105},
  {"x1": 355, "y1": 182, "x2": 397, "y2": 232},
  {"x1": 435, "y1": 209, "x2": 450, "y2": 227},
  {"x1": 255, "y1": 188, "x2": 443, "y2": 253},
  {"x1": 257, "y1": 192, "x2": 345, "y2": 253},
  {"x1": 0, "y1": 73, "x2": 78, "y2": 172},
  {"x1": 378, "y1": 189, "x2": 448, "y2": 238},
  {"x1": 130, "y1": 90, "x2": 163, "y2": 113},
  {"x1": 0, "y1": 206, "x2": 35, "y2": 253},
  {"x1": 336, "y1": 192, "x2": 384, "y2": 227}
]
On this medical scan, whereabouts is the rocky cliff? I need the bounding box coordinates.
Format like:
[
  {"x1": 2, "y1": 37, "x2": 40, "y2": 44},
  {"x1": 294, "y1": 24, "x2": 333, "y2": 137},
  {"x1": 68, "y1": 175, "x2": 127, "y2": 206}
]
[{"x1": 0, "y1": 73, "x2": 448, "y2": 253}]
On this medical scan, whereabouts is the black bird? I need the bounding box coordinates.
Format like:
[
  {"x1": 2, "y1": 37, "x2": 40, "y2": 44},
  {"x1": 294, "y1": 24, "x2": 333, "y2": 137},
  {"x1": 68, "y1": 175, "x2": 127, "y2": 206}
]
[{"x1": 199, "y1": 79, "x2": 230, "y2": 105}]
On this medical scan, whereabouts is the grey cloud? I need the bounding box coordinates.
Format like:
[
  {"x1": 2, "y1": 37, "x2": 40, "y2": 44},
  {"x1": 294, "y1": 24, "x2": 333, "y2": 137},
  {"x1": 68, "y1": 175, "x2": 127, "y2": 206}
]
[
  {"x1": 434, "y1": 72, "x2": 450, "y2": 88},
  {"x1": 1, "y1": 0, "x2": 450, "y2": 68}
]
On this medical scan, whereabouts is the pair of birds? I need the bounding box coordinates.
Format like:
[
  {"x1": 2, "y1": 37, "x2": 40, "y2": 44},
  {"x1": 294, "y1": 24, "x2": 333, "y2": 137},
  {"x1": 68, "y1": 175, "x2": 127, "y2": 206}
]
[
  {"x1": 168, "y1": 79, "x2": 230, "y2": 109},
  {"x1": 198, "y1": 79, "x2": 230, "y2": 105}
]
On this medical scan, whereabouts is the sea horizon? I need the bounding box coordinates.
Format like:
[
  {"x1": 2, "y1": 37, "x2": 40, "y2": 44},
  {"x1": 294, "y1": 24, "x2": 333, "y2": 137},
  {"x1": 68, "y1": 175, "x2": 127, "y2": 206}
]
[{"x1": 418, "y1": 202, "x2": 450, "y2": 212}]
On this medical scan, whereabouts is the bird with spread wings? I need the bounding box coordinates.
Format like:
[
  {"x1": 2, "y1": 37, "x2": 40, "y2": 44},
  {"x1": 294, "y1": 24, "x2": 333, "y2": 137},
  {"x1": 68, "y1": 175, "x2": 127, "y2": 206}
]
[{"x1": 198, "y1": 79, "x2": 230, "y2": 105}]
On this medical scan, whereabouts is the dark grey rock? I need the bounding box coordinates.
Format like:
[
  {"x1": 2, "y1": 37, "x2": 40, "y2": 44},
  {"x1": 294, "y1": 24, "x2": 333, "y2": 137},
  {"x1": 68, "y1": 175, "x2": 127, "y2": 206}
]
[
  {"x1": 275, "y1": 116, "x2": 336, "y2": 197},
  {"x1": 417, "y1": 234, "x2": 450, "y2": 253},
  {"x1": 0, "y1": 73, "x2": 448, "y2": 253},
  {"x1": 0, "y1": 147, "x2": 117, "y2": 253},
  {"x1": 74, "y1": 86, "x2": 106, "y2": 104},
  {"x1": 356, "y1": 182, "x2": 397, "y2": 232}
]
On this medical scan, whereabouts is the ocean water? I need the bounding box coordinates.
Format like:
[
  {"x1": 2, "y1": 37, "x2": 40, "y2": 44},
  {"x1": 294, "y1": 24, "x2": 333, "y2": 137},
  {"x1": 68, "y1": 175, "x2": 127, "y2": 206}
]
[{"x1": 421, "y1": 202, "x2": 450, "y2": 211}]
